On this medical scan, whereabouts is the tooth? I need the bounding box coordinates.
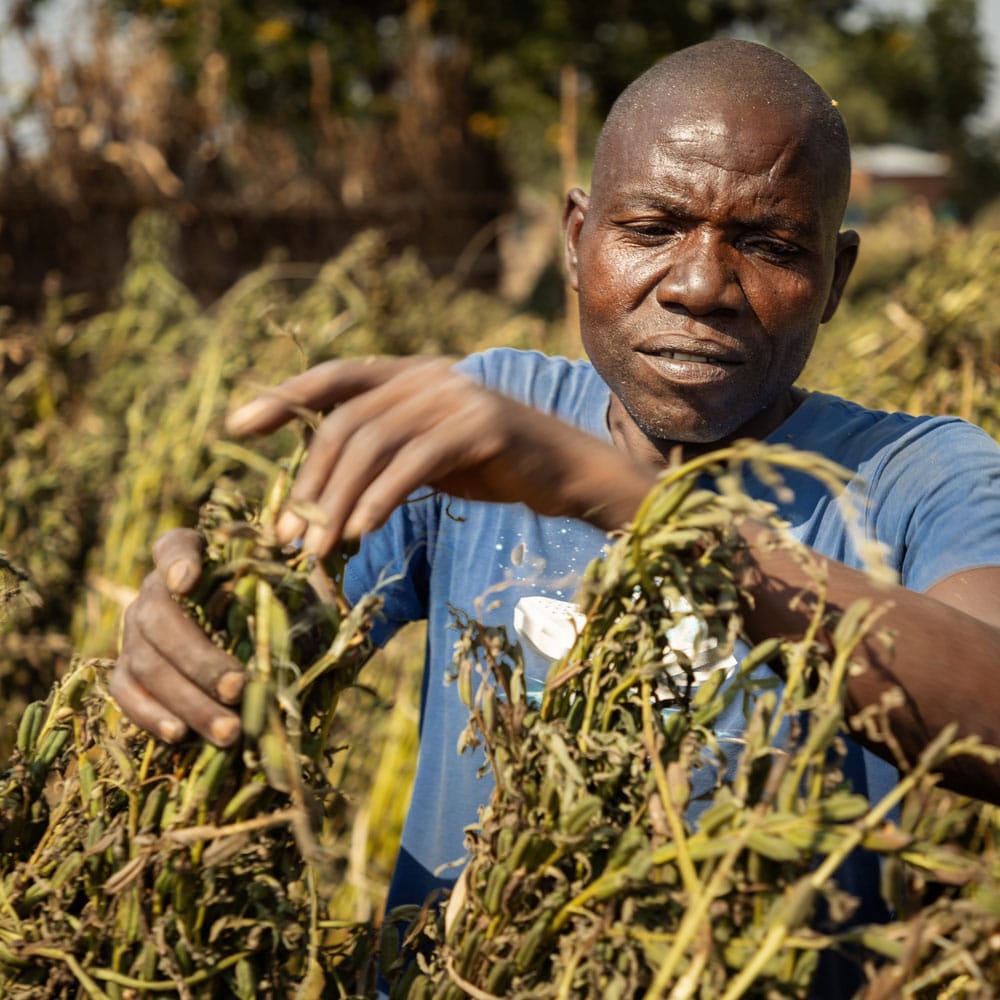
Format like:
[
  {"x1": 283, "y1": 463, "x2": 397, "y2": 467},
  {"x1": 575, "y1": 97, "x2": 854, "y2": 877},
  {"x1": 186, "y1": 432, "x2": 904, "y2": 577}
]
[{"x1": 667, "y1": 351, "x2": 710, "y2": 363}]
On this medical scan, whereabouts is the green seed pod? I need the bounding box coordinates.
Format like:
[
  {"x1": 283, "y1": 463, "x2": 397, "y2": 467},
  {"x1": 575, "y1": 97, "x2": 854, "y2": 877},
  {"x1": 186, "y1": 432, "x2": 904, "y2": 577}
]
[
  {"x1": 514, "y1": 912, "x2": 552, "y2": 972},
  {"x1": 485, "y1": 957, "x2": 514, "y2": 996},
  {"x1": 138, "y1": 782, "x2": 169, "y2": 832},
  {"x1": 562, "y1": 793, "x2": 602, "y2": 835},
  {"x1": 221, "y1": 779, "x2": 269, "y2": 822},
  {"x1": 259, "y1": 730, "x2": 294, "y2": 793},
  {"x1": 15, "y1": 701, "x2": 45, "y2": 756},
  {"x1": 50, "y1": 851, "x2": 83, "y2": 891},
  {"x1": 457, "y1": 926, "x2": 484, "y2": 980},
  {"x1": 234, "y1": 957, "x2": 257, "y2": 1000},
  {"x1": 457, "y1": 658, "x2": 473, "y2": 708},
  {"x1": 241, "y1": 675, "x2": 272, "y2": 739},
  {"x1": 482, "y1": 860, "x2": 511, "y2": 916}
]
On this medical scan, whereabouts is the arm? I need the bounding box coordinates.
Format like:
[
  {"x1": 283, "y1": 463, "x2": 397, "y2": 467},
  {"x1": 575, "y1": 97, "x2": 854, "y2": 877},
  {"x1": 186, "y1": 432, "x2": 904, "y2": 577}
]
[
  {"x1": 114, "y1": 354, "x2": 1000, "y2": 805},
  {"x1": 738, "y1": 520, "x2": 1000, "y2": 803},
  {"x1": 111, "y1": 356, "x2": 654, "y2": 745}
]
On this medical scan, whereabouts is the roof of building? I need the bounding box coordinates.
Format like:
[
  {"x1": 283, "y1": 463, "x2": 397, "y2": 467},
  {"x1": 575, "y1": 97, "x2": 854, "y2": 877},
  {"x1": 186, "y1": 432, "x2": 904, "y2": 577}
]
[{"x1": 851, "y1": 143, "x2": 950, "y2": 178}]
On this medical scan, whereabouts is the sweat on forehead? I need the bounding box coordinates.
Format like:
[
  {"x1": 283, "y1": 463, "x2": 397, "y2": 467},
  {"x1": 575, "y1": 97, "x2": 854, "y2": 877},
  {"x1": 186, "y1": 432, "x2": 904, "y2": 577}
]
[{"x1": 595, "y1": 38, "x2": 851, "y2": 215}]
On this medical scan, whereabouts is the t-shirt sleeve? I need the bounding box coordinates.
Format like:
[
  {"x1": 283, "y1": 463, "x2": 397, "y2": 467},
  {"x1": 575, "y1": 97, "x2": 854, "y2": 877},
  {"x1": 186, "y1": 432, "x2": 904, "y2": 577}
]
[
  {"x1": 343, "y1": 491, "x2": 437, "y2": 647},
  {"x1": 868, "y1": 419, "x2": 1000, "y2": 593}
]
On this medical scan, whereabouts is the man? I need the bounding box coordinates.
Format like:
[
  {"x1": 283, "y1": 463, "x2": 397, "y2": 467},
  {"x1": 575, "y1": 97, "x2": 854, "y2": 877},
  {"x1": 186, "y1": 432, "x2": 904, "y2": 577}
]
[{"x1": 111, "y1": 37, "x2": 1000, "y2": 986}]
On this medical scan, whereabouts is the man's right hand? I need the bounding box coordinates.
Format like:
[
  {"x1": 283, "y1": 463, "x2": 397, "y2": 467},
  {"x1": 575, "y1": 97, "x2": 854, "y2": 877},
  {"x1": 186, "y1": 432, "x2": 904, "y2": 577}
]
[{"x1": 109, "y1": 528, "x2": 246, "y2": 747}]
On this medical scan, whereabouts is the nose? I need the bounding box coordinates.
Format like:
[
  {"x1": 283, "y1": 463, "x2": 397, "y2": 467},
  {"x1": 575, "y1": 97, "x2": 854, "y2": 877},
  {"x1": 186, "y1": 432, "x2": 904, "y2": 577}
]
[{"x1": 655, "y1": 231, "x2": 740, "y2": 316}]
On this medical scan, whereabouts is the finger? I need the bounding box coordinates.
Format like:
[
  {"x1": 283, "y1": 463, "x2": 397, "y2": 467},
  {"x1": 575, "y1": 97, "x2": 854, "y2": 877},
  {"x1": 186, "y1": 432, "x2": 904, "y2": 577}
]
[
  {"x1": 152, "y1": 528, "x2": 205, "y2": 595},
  {"x1": 109, "y1": 658, "x2": 189, "y2": 744},
  {"x1": 226, "y1": 356, "x2": 445, "y2": 437},
  {"x1": 116, "y1": 651, "x2": 242, "y2": 747},
  {"x1": 303, "y1": 398, "x2": 495, "y2": 553},
  {"x1": 275, "y1": 361, "x2": 461, "y2": 545},
  {"x1": 127, "y1": 572, "x2": 245, "y2": 703}
]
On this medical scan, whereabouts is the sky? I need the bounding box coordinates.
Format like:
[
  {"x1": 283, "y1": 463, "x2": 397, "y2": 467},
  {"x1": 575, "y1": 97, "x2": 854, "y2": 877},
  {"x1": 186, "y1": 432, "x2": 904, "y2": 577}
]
[{"x1": 1, "y1": 0, "x2": 999, "y2": 130}]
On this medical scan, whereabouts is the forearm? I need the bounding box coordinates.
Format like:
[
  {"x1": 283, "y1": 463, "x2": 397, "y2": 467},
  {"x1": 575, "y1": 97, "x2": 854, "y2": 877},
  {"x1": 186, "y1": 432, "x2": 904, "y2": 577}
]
[{"x1": 737, "y1": 524, "x2": 1000, "y2": 803}]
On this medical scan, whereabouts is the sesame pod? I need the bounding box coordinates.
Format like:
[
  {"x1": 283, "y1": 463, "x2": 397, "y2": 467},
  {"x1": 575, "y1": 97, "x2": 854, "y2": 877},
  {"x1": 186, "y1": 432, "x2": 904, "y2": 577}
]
[
  {"x1": 494, "y1": 825, "x2": 515, "y2": 860},
  {"x1": 513, "y1": 830, "x2": 554, "y2": 871},
  {"x1": 240, "y1": 675, "x2": 272, "y2": 740},
  {"x1": 486, "y1": 958, "x2": 514, "y2": 996},
  {"x1": 121, "y1": 883, "x2": 142, "y2": 942},
  {"x1": 812, "y1": 792, "x2": 870, "y2": 824},
  {"x1": 78, "y1": 756, "x2": 97, "y2": 809},
  {"x1": 226, "y1": 573, "x2": 257, "y2": 640},
  {"x1": 480, "y1": 683, "x2": 497, "y2": 735},
  {"x1": 507, "y1": 829, "x2": 537, "y2": 870},
  {"x1": 695, "y1": 795, "x2": 740, "y2": 837},
  {"x1": 457, "y1": 658, "x2": 473, "y2": 708},
  {"x1": 671, "y1": 509, "x2": 733, "y2": 533},
  {"x1": 22, "y1": 879, "x2": 51, "y2": 909},
  {"x1": 173, "y1": 869, "x2": 196, "y2": 920},
  {"x1": 29, "y1": 726, "x2": 70, "y2": 783},
  {"x1": 562, "y1": 793, "x2": 602, "y2": 835},
  {"x1": 198, "y1": 745, "x2": 235, "y2": 803},
  {"x1": 174, "y1": 938, "x2": 193, "y2": 975},
  {"x1": 605, "y1": 825, "x2": 646, "y2": 871},
  {"x1": 514, "y1": 912, "x2": 552, "y2": 972},
  {"x1": 154, "y1": 862, "x2": 174, "y2": 902},
  {"x1": 85, "y1": 815, "x2": 106, "y2": 852},
  {"x1": 746, "y1": 828, "x2": 802, "y2": 863},
  {"x1": 221, "y1": 779, "x2": 269, "y2": 822},
  {"x1": 139, "y1": 940, "x2": 158, "y2": 981},
  {"x1": 60, "y1": 668, "x2": 90, "y2": 711},
  {"x1": 234, "y1": 957, "x2": 256, "y2": 1000},
  {"x1": 509, "y1": 666, "x2": 525, "y2": 705},
  {"x1": 138, "y1": 783, "x2": 169, "y2": 832},
  {"x1": 0, "y1": 939, "x2": 27, "y2": 968},
  {"x1": 36, "y1": 725, "x2": 70, "y2": 768},
  {"x1": 159, "y1": 795, "x2": 178, "y2": 831},
  {"x1": 457, "y1": 926, "x2": 485, "y2": 980},
  {"x1": 259, "y1": 730, "x2": 294, "y2": 793},
  {"x1": 50, "y1": 851, "x2": 83, "y2": 891},
  {"x1": 268, "y1": 593, "x2": 293, "y2": 667},
  {"x1": 739, "y1": 636, "x2": 784, "y2": 675},
  {"x1": 482, "y1": 860, "x2": 511, "y2": 916},
  {"x1": 15, "y1": 701, "x2": 45, "y2": 756}
]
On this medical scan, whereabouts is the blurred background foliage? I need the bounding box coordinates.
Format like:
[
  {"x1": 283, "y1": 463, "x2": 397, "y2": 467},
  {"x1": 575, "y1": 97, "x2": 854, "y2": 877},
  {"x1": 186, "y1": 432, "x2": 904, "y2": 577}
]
[{"x1": 0, "y1": 0, "x2": 998, "y2": 925}]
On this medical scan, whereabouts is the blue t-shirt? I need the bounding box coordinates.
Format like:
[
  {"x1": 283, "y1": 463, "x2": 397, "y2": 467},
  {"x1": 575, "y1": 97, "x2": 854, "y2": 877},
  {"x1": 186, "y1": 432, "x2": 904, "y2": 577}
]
[{"x1": 345, "y1": 348, "x2": 1000, "y2": 948}]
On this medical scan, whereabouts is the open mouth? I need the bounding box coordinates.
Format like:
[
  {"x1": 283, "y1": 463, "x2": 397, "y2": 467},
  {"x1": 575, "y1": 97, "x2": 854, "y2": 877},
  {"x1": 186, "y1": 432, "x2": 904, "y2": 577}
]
[
  {"x1": 650, "y1": 349, "x2": 738, "y2": 368},
  {"x1": 658, "y1": 350, "x2": 717, "y2": 364}
]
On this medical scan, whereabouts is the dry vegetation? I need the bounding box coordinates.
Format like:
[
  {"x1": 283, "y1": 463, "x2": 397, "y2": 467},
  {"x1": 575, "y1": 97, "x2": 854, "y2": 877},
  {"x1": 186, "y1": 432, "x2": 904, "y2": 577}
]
[{"x1": 2, "y1": 6, "x2": 1000, "y2": 995}]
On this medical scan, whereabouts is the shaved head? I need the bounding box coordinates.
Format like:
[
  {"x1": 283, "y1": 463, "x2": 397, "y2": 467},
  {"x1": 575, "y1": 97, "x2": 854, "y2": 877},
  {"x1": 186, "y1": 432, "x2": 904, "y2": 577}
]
[{"x1": 594, "y1": 39, "x2": 851, "y2": 226}]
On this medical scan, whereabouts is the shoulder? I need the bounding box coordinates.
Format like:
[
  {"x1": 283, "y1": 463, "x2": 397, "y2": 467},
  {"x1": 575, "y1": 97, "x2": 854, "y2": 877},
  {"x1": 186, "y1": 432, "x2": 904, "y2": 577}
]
[
  {"x1": 788, "y1": 392, "x2": 1000, "y2": 590},
  {"x1": 784, "y1": 391, "x2": 999, "y2": 468}
]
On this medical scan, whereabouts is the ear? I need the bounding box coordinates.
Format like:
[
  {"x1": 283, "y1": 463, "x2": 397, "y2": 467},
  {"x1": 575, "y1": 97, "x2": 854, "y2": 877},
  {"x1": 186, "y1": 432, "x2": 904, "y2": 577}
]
[
  {"x1": 821, "y1": 229, "x2": 860, "y2": 323},
  {"x1": 562, "y1": 188, "x2": 590, "y2": 291}
]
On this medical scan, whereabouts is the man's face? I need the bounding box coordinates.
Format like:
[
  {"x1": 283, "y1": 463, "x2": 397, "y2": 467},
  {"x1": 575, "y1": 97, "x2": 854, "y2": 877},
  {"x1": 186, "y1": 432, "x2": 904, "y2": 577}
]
[{"x1": 565, "y1": 98, "x2": 857, "y2": 458}]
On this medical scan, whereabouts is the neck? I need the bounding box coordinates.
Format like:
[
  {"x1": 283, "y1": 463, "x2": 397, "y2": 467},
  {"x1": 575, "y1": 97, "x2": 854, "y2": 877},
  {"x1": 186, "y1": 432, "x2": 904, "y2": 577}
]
[{"x1": 607, "y1": 388, "x2": 807, "y2": 469}]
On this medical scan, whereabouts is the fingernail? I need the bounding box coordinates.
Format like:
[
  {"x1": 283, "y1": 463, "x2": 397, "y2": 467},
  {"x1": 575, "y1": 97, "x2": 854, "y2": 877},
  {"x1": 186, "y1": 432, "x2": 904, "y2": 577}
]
[
  {"x1": 277, "y1": 510, "x2": 305, "y2": 543},
  {"x1": 166, "y1": 560, "x2": 194, "y2": 594},
  {"x1": 216, "y1": 670, "x2": 245, "y2": 703},
  {"x1": 343, "y1": 511, "x2": 370, "y2": 539},
  {"x1": 159, "y1": 719, "x2": 185, "y2": 743},
  {"x1": 209, "y1": 716, "x2": 241, "y2": 746}
]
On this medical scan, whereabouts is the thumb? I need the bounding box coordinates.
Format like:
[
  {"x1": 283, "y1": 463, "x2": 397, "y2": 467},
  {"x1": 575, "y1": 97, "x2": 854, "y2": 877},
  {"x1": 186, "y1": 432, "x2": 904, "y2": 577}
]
[{"x1": 151, "y1": 528, "x2": 205, "y2": 596}]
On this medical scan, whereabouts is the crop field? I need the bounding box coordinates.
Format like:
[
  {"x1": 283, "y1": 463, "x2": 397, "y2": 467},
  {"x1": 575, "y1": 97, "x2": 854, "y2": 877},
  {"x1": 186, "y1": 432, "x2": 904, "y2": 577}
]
[{"x1": 1, "y1": 200, "x2": 998, "y2": 997}]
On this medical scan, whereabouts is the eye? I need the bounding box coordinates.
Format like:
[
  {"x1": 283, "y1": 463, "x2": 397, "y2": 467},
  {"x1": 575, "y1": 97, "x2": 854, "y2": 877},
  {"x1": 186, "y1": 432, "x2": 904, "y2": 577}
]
[
  {"x1": 741, "y1": 235, "x2": 803, "y2": 265},
  {"x1": 617, "y1": 219, "x2": 680, "y2": 243}
]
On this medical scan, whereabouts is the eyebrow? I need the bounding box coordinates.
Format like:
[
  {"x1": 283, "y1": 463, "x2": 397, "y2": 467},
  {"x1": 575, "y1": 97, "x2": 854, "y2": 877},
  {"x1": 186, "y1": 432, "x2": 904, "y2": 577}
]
[{"x1": 614, "y1": 192, "x2": 816, "y2": 239}]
